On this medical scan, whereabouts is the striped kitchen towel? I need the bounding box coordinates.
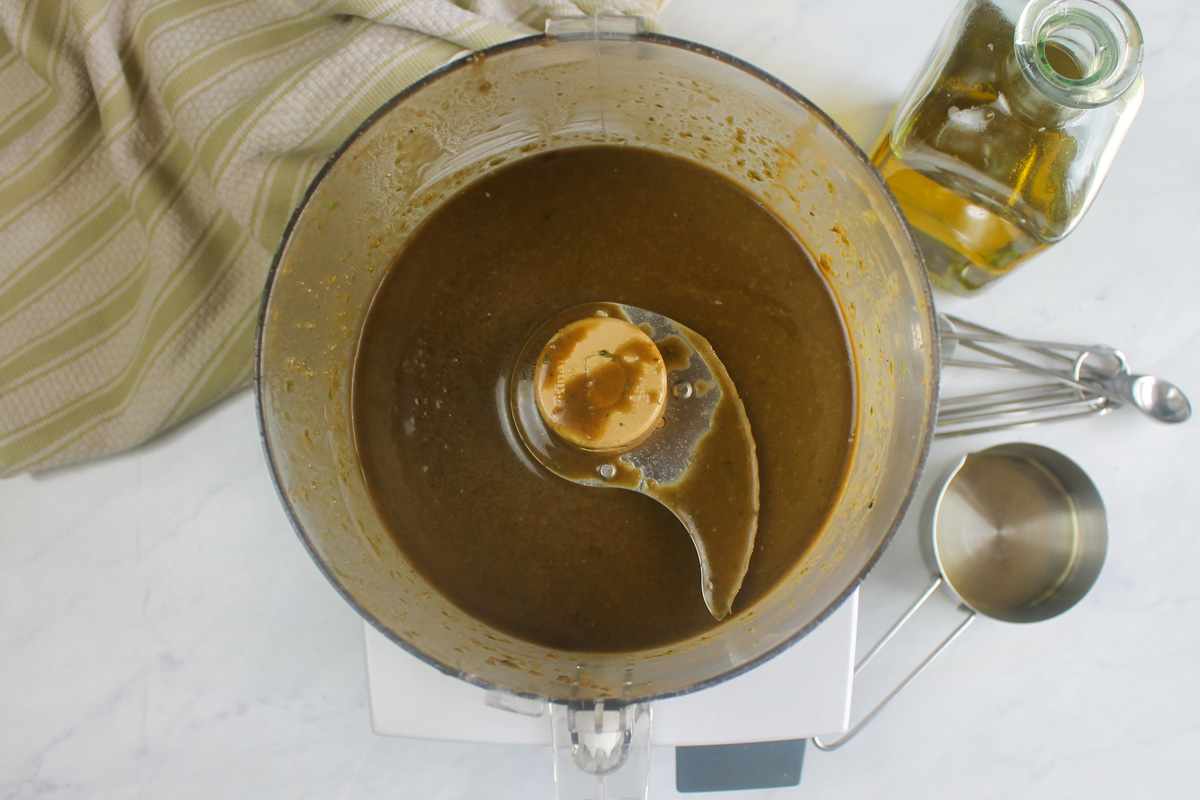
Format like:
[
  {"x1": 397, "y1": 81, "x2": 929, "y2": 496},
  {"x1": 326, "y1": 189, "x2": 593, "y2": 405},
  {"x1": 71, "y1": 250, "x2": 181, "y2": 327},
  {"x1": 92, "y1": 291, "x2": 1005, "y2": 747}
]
[{"x1": 0, "y1": 0, "x2": 667, "y2": 477}]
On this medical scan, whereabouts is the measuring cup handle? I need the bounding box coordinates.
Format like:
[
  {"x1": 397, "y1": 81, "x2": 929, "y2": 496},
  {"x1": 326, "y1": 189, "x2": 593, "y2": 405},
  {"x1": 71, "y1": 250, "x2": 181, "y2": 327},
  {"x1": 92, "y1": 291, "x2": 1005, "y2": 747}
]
[{"x1": 811, "y1": 576, "x2": 976, "y2": 751}]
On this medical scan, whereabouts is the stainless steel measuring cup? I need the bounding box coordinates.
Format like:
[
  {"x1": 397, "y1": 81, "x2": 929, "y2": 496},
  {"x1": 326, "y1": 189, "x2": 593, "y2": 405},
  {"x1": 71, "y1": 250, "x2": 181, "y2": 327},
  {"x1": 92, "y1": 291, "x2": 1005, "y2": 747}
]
[{"x1": 813, "y1": 442, "x2": 1107, "y2": 750}]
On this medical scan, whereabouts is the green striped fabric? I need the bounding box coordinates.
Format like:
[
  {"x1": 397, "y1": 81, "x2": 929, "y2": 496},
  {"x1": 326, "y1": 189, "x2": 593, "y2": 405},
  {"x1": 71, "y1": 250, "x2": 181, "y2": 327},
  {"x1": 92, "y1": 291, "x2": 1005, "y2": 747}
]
[{"x1": 0, "y1": 0, "x2": 667, "y2": 476}]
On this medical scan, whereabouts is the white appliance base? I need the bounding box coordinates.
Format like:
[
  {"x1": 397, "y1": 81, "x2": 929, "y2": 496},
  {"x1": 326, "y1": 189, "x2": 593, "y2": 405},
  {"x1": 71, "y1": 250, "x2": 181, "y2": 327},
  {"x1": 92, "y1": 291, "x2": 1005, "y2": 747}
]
[{"x1": 365, "y1": 589, "x2": 857, "y2": 746}]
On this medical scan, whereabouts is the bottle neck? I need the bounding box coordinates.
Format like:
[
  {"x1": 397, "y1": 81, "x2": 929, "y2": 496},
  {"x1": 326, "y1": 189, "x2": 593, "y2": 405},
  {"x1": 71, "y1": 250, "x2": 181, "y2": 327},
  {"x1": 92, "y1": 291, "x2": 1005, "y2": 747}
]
[{"x1": 1004, "y1": 0, "x2": 1143, "y2": 127}]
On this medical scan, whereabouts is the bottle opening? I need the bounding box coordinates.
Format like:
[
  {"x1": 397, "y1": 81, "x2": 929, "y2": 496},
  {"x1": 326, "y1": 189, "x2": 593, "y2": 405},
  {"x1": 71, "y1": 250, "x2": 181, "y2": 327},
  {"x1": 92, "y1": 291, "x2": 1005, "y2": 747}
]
[
  {"x1": 1016, "y1": 0, "x2": 1142, "y2": 109},
  {"x1": 1042, "y1": 39, "x2": 1087, "y2": 81},
  {"x1": 1042, "y1": 24, "x2": 1108, "y2": 81}
]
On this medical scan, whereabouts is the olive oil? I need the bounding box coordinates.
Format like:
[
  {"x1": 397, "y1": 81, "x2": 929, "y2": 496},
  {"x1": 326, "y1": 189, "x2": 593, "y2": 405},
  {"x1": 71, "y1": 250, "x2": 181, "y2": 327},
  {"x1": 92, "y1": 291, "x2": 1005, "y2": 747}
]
[
  {"x1": 873, "y1": 132, "x2": 1052, "y2": 293},
  {"x1": 874, "y1": 0, "x2": 1144, "y2": 295}
]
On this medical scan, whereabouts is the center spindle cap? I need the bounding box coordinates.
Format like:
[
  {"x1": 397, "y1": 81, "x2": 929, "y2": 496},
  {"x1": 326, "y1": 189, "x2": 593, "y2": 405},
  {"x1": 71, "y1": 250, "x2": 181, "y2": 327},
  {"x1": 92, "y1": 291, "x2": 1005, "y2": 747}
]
[{"x1": 534, "y1": 315, "x2": 668, "y2": 454}]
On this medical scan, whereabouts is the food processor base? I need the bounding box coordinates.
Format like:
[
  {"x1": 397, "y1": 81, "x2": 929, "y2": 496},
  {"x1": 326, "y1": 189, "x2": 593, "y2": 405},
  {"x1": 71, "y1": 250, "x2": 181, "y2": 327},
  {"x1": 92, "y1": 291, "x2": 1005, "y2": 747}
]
[{"x1": 364, "y1": 590, "x2": 856, "y2": 794}]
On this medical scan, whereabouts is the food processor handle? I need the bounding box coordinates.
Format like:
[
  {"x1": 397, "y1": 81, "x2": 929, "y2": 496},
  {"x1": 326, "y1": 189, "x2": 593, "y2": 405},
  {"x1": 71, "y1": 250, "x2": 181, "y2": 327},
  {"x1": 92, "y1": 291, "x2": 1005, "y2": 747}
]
[
  {"x1": 811, "y1": 576, "x2": 976, "y2": 751},
  {"x1": 544, "y1": 13, "x2": 645, "y2": 37}
]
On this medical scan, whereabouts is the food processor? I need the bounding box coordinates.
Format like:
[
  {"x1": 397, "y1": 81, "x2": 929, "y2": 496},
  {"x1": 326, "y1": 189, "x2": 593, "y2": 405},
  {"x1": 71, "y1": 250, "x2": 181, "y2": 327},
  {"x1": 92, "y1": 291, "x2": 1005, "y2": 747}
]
[{"x1": 256, "y1": 16, "x2": 938, "y2": 797}]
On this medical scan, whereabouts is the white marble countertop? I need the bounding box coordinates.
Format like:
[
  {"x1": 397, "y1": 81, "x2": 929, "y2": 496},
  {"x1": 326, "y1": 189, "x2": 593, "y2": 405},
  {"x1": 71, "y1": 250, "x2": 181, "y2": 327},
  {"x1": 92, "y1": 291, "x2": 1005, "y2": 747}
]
[{"x1": 4, "y1": 0, "x2": 1199, "y2": 797}]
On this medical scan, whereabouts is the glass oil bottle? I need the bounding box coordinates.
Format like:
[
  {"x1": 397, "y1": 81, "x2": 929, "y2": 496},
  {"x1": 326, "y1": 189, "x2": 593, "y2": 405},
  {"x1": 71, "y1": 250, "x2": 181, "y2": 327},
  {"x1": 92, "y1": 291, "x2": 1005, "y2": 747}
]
[{"x1": 872, "y1": 0, "x2": 1144, "y2": 295}]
